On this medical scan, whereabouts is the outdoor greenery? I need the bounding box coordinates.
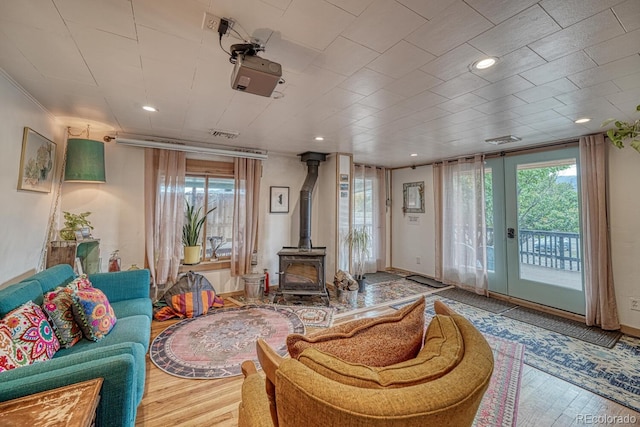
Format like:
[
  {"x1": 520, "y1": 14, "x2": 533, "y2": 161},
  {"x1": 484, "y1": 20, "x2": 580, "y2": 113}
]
[
  {"x1": 182, "y1": 201, "x2": 216, "y2": 247},
  {"x1": 344, "y1": 226, "x2": 371, "y2": 279}
]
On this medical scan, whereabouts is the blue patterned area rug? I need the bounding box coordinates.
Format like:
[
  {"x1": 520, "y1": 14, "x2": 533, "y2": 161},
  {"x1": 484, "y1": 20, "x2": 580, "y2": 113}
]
[{"x1": 422, "y1": 295, "x2": 640, "y2": 413}]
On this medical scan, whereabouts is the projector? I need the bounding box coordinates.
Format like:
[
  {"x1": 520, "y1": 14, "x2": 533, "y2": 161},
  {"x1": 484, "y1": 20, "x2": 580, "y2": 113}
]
[{"x1": 230, "y1": 54, "x2": 282, "y2": 97}]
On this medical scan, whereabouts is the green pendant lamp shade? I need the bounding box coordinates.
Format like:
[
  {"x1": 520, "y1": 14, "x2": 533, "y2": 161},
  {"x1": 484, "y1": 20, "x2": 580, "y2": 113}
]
[{"x1": 64, "y1": 138, "x2": 106, "y2": 182}]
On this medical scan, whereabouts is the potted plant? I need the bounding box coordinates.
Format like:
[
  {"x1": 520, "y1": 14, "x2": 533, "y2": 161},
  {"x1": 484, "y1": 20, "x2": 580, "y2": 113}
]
[
  {"x1": 602, "y1": 104, "x2": 640, "y2": 152},
  {"x1": 344, "y1": 226, "x2": 372, "y2": 293},
  {"x1": 182, "y1": 200, "x2": 216, "y2": 265},
  {"x1": 59, "y1": 211, "x2": 93, "y2": 240}
]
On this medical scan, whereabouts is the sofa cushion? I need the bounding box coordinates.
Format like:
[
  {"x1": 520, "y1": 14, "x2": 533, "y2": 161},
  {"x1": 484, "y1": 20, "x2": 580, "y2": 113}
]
[
  {"x1": 66, "y1": 274, "x2": 93, "y2": 291},
  {"x1": 41, "y1": 290, "x2": 82, "y2": 348},
  {"x1": 110, "y1": 298, "x2": 153, "y2": 319},
  {"x1": 2, "y1": 301, "x2": 60, "y2": 362},
  {"x1": 0, "y1": 281, "x2": 43, "y2": 317},
  {"x1": 71, "y1": 286, "x2": 117, "y2": 342},
  {"x1": 287, "y1": 297, "x2": 425, "y2": 367},
  {"x1": 0, "y1": 324, "x2": 30, "y2": 372},
  {"x1": 22, "y1": 264, "x2": 75, "y2": 294},
  {"x1": 297, "y1": 313, "x2": 464, "y2": 388}
]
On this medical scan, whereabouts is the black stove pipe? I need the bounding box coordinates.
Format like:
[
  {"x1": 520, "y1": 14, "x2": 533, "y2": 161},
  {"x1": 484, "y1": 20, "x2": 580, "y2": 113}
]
[{"x1": 298, "y1": 152, "x2": 326, "y2": 250}]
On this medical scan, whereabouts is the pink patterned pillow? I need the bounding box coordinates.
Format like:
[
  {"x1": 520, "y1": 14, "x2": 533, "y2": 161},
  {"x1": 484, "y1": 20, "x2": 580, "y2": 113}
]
[
  {"x1": 71, "y1": 287, "x2": 117, "y2": 341},
  {"x1": 3, "y1": 301, "x2": 60, "y2": 362},
  {"x1": 42, "y1": 290, "x2": 82, "y2": 348},
  {"x1": 66, "y1": 274, "x2": 93, "y2": 292},
  {"x1": 0, "y1": 323, "x2": 30, "y2": 372}
]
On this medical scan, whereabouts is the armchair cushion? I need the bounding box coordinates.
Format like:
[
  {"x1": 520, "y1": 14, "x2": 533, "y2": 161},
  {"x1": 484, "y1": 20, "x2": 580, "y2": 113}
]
[
  {"x1": 287, "y1": 297, "x2": 425, "y2": 367},
  {"x1": 297, "y1": 314, "x2": 464, "y2": 388}
]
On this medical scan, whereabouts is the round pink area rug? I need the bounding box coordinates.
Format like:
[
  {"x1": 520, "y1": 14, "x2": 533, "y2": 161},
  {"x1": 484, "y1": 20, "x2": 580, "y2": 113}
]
[{"x1": 150, "y1": 305, "x2": 305, "y2": 379}]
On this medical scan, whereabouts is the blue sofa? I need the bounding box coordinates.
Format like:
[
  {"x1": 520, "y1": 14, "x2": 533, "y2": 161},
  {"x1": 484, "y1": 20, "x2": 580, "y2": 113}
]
[{"x1": 0, "y1": 264, "x2": 152, "y2": 427}]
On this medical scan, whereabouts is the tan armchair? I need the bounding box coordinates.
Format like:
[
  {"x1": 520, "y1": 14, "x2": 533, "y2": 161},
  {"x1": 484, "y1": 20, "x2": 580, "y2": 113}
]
[{"x1": 239, "y1": 300, "x2": 494, "y2": 427}]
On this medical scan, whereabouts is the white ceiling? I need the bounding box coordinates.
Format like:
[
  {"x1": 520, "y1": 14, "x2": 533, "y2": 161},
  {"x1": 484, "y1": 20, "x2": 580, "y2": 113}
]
[{"x1": 1, "y1": 0, "x2": 639, "y2": 167}]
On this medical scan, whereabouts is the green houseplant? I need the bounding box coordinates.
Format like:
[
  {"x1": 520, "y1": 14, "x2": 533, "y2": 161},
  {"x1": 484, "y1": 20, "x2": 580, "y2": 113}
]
[
  {"x1": 602, "y1": 104, "x2": 640, "y2": 153},
  {"x1": 344, "y1": 226, "x2": 372, "y2": 293},
  {"x1": 182, "y1": 200, "x2": 216, "y2": 265},
  {"x1": 59, "y1": 211, "x2": 93, "y2": 240}
]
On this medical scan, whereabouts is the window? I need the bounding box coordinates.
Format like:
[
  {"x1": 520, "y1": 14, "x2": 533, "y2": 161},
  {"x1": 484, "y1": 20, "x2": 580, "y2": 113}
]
[{"x1": 184, "y1": 159, "x2": 234, "y2": 264}]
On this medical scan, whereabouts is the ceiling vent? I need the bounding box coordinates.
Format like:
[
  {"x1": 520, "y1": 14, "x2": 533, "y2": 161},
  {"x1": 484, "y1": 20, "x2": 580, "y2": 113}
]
[
  {"x1": 484, "y1": 135, "x2": 522, "y2": 145},
  {"x1": 209, "y1": 129, "x2": 240, "y2": 139}
]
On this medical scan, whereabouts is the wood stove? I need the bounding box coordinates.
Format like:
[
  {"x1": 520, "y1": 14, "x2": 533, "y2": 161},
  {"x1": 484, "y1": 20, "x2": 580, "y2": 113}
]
[
  {"x1": 275, "y1": 152, "x2": 329, "y2": 305},
  {"x1": 277, "y1": 247, "x2": 328, "y2": 304}
]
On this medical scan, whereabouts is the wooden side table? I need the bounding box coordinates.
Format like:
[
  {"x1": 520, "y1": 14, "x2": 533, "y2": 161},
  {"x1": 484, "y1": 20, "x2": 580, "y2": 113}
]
[{"x1": 0, "y1": 378, "x2": 103, "y2": 427}]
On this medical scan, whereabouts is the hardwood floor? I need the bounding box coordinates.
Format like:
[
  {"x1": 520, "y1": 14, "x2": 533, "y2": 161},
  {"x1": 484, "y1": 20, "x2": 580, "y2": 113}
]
[{"x1": 136, "y1": 299, "x2": 640, "y2": 426}]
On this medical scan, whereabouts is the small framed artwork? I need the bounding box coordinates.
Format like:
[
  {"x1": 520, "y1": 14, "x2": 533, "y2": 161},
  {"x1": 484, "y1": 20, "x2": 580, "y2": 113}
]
[
  {"x1": 403, "y1": 181, "x2": 425, "y2": 214},
  {"x1": 339, "y1": 174, "x2": 349, "y2": 182},
  {"x1": 17, "y1": 127, "x2": 56, "y2": 193},
  {"x1": 340, "y1": 183, "x2": 348, "y2": 191},
  {"x1": 270, "y1": 186, "x2": 289, "y2": 213}
]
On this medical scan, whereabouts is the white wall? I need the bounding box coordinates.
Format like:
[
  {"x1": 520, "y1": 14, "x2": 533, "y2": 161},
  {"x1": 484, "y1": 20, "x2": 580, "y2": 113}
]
[
  {"x1": 608, "y1": 144, "x2": 640, "y2": 330},
  {"x1": 390, "y1": 165, "x2": 436, "y2": 277},
  {"x1": 0, "y1": 71, "x2": 63, "y2": 286}
]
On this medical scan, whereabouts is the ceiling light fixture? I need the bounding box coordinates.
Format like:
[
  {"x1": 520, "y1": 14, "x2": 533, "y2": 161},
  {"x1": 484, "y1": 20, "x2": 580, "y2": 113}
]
[
  {"x1": 142, "y1": 105, "x2": 158, "y2": 112},
  {"x1": 410, "y1": 153, "x2": 418, "y2": 157},
  {"x1": 472, "y1": 57, "x2": 498, "y2": 70},
  {"x1": 314, "y1": 136, "x2": 324, "y2": 141},
  {"x1": 574, "y1": 117, "x2": 591, "y2": 124}
]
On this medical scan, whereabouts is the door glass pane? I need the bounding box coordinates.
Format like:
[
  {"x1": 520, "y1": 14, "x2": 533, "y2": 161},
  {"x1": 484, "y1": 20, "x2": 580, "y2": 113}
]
[
  {"x1": 484, "y1": 167, "x2": 495, "y2": 272},
  {"x1": 516, "y1": 159, "x2": 581, "y2": 289},
  {"x1": 206, "y1": 178, "x2": 234, "y2": 259}
]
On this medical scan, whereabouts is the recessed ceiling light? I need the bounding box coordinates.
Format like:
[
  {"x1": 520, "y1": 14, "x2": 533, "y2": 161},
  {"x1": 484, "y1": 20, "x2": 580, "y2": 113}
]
[
  {"x1": 472, "y1": 57, "x2": 497, "y2": 70},
  {"x1": 574, "y1": 117, "x2": 591, "y2": 124},
  {"x1": 142, "y1": 105, "x2": 158, "y2": 112},
  {"x1": 410, "y1": 153, "x2": 418, "y2": 157},
  {"x1": 314, "y1": 136, "x2": 324, "y2": 141}
]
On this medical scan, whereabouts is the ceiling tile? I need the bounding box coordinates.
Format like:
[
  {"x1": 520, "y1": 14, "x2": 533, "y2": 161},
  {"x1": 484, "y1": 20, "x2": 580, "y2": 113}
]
[
  {"x1": 568, "y1": 55, "x2": 640, "y2": 88},
  {"x1": 584, "y1": 29, "x2": 640, "y2": 65},
  {"x1": 278, "y1": 0, "x2": 355, "y2": 50},
  {"x1": 540, "y1": 0, "x2": 627, "y2": 28},
  {"x1": 133, "y1": 0, "x2": 210, "y2": 42},
  {"x1": 513, "y1": 109, "x2": 565, "y2": 126},
  {"x1": 431, "y1": 73, "x2": 489, "y2": 99},
  {"x1": 54, "y1": 0, "x2": 136, "y2": 39},
  {"x1": 366, "y1": 41, "x2": 435, "y2": 79},
  {"x1": 406, "y1": 2, "x2": 493, "y2": 56},
  {"x1": 514, "y1": 78, "x2": 578, "y2": 103},
  {"x1": 341, "y1": 0, "x2": 426, "y2": 53},
  {"x1": 613, "y1": 0, "x2": 640, "y2": 32},
  {"x1": 469, "y1": 5, "x2": 560, "y2": 57},
  {"x1": 395, "y1": 0, "x2": 456, "y2": 20},
  {"x1": 383, "y1": 70, "x2": 442, "y2": 97},
  {"x1": 325, "y1": 0, "x2": 375, "y2": 16},
  {"x1": 437, "y1": 93, "x2": 488, "y2": 113},
  {"x1": 473, "y1": 95, "x2": 526, "y2": 114},
  {"x1": 338, "y1": 68, "x2": 394, "y2": 96},
  {"x1": 0, "y1": 1, "x2": 68, "y2": 33},
  {"x1": 520, "y1": 51, "x2": 596, "y2": 85},
  {"x1": 510, "y1": 97, "x2": 565, "y2": 116},
  {"x1": 529, "y1": 10, "x2": 624, "y2": 61},
  {"x1": 312, "y1": 36, "x2": 378, "y2": 76},
  {"x1": 472, "y1": 75, "x2": 534, "y2": 101},
  {"x1": 613, "y1": 71, "x2": 640, "y2": 91},
  {"x1": 357, "y1": 89, "x2": 405, "y2": 110},
  {"x1": 419, "y1": 43, "x2": 485, "y2": 80},
  {"x1": 464, "y1": 0, "x2": 539, "y2": 24},
  {"x1": 554, "y1": 81, "x2": 621, "y2": 106}
]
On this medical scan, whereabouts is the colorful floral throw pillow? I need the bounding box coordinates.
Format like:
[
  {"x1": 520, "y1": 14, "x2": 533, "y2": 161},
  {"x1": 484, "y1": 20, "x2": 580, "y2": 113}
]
[
  {"x1": 3, "y1": 301, "x2": 60, "y2": 362},
  {"x1": 71, "y1": 287, "x2": 117, "y2": 341},
  {"x1": 41, "y1": 290, "x2": 82, "y2": 348},
  {"x1": 0, "y1": 323, "x2": 30, "y2": 372},
  {"x1": 65, "y1": 274, "x2": 93, "y2": 292}
]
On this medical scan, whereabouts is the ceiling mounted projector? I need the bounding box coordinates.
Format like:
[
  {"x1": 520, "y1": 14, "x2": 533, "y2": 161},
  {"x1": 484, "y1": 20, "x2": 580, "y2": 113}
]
[{"x1": 230, "y1": 54, "x2": 282, "y2": 97}]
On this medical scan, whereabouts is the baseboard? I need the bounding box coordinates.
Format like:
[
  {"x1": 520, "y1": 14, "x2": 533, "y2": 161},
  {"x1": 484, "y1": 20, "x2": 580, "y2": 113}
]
[{"x1": 620, "y1": 324, "x2": 640, "y2": 338}]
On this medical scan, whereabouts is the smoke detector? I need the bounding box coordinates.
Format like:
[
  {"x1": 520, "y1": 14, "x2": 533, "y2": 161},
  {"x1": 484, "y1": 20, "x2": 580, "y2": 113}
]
[
  {"x1": 209, "y1": 129, "x2": 240, "y2": 139},
  {"x1": 484, "y1": 135, "x2": 521, "y2": 145}
]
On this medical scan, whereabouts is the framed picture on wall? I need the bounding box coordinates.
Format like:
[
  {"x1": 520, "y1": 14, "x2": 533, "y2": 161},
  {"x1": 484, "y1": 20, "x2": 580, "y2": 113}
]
[
  {"x1": 402, "y1": 181, "x2": 425, "y2": 213},
  {"x1": 270, "y1": 186, "x2": 289, "y2": 213},
  {"x1": 17, "y1": 127, "x2": 56, "y2": 193}
]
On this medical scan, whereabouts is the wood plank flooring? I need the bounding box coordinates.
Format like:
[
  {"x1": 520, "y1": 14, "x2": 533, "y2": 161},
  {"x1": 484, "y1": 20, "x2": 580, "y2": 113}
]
[{"x1": 135, "y1": 299, "x2": 640, "y2": 426}]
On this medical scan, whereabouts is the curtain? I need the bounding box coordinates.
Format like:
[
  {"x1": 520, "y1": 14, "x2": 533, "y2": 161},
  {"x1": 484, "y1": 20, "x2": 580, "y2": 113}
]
[
  {"x1": 435, "y1": 156, "x2": 488, "y2": 294},
  {"x1": 231, "y1": 158, "x2": 262, "y2": 276},
  {"x1": 579, "y1": 134, "x2": 620, "y2": 330},
  {"x1": 144, "y1": 149, "x2": 186, "y2": 299},
  {"x1": 353, "y1": 165, "x2": 387, "y2": 273}
]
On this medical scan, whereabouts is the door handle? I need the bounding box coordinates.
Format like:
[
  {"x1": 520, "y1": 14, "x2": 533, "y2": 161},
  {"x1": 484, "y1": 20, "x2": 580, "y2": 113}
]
[{"x1": 507, "y1": 228, "x2": 515, "y2": 239}]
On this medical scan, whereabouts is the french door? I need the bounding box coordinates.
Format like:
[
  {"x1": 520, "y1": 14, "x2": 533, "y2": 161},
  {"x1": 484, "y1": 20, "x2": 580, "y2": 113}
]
[{"x1": 486, "y1": 147, "x2": 585, "y2": 314}]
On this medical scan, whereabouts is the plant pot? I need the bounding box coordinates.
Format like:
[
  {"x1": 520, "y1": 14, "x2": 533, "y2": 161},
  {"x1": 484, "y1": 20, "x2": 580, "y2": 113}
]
[
  {"x1": 59, "y1": 228, "x2": 77, "y2": 241},
  {"x1": 183, "y1": 245, "x2": 201, "y2": 265},
  {"x1": 356, "y1": 276, "x2": 366, "y2": 293}
]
